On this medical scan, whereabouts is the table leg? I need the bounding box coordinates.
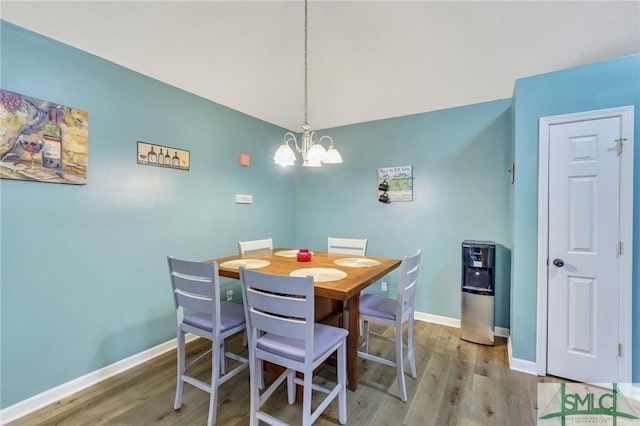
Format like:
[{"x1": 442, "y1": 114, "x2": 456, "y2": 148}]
[{"x1": 343, "y1": 294, "x2": 360, "y2": 391}]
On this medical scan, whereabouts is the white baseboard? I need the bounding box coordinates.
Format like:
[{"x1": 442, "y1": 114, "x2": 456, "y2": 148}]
[
  {"x1": 507, "y1": 336, "x2": 538, "y2": 375},
  {"x1": 632, "y1": 384, "x2": 640, "y2": 402},
  {"x1": 0, "y1": 334, "x2": 198, "y2": 425},
  {"x1": 413, "y1": 310, "x2": 510, "y2": 338},
  {"x1": 414, "y1": 311, "x2": 460, "y2": 329}
]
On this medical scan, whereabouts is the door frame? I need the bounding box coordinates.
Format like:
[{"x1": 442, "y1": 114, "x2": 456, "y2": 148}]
[{"x1": 536, "y1": 105, "x2": 634, "y2": 383}]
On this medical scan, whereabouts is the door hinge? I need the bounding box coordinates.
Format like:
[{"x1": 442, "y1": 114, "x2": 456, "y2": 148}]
[
  {"x1": 616, "y1": 241, "x2": 623, "y2": 256},
  {"x1": 613, "y1": 138, "x2": 626, "y2": 156},
  {"x1": 618, "y1": 343, "x2": 622, "y2": 357}
]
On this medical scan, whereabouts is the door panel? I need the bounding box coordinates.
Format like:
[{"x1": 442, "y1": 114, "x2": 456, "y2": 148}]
[{"x1": 547, "y1": 116, "x2": 620, "y2": 383}]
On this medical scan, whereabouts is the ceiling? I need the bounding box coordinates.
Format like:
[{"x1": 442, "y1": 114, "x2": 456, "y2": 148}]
[{"x1": 2, "y1": 1, "x2": 639, "y2": 131}]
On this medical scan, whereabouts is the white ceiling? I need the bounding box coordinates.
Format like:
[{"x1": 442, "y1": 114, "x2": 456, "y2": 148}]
[{"x1": 2, "y1": 1, "x2": 639, "y2": 131}]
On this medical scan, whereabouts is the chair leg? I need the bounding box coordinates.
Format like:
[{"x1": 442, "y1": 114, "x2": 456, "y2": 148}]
[
  {"x1": 287, "y1": 369, "x2": 295, "y2": 404},
  {"x1": 408, "y1": 316, "x2": 417, "y2": 379},
  {"x1": 220, "y1": 341, "x2": 228, "y2": 375},
  {"x1": 302, "y1": 371, "x2": 313, "y2": 426},
  {"x1": 395, "y1": 323, "x2": 407, "y2": 402},
  {"x1": 338, "y1": 342, "x2": 347, "y2": 425},
  {"x1": 174, "y1": 330, "x2": 185, "y2": 410},
  {"x1": 249, "y1": 351, "x2": 260, "y2": 426},
  {"x1": 363, "y1": 320, "x2": 370, "y2": 353},
  {"x1": 258, "y1": 359, "x2": 265, "y2": 390},
  {"x1": 208, "y1": 341, "x2": 222, "y2": 426}
]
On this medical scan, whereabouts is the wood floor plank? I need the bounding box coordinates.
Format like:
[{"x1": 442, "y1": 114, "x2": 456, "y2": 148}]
[
  {"x1": 365, "y1": 322, "x2": 439, "y2": 425},
  {"x1": 434, "y1": 337, "x2": 477, "y2": 426},
  {"x1": 7, "y1": 322, "x2": 565, "y2": 426}
]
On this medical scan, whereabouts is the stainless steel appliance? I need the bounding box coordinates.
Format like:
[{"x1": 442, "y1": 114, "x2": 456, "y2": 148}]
[{"x1": 460, "y1": 240, "x2": 495, "y2": 345}]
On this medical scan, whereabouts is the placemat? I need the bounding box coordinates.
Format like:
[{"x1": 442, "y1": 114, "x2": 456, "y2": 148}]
[
  {"x1": 219, "y1": 259, "x2": 270, "y2": 269},
  {"x1": 334, "y1": 258, "x2": 381, "y2": 268},
  {"x1": 289, "y1": 267, "x2": 347, "y2": 282}
]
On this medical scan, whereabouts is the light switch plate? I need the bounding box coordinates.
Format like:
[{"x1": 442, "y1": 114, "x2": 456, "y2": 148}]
[{"x1": 235, "y1": 194, "x2": 253, "y2": 204}]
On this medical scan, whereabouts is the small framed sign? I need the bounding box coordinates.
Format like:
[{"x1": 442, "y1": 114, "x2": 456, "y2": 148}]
[
  {"x1": 377, "y1": 165, "x2": 413, "y2": 202},
  {"x1": 137, "y1": 141, "x2": 189, "y2": 171}
]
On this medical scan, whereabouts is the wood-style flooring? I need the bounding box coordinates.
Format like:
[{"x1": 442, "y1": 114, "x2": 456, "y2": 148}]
[{"x1": 8, "y1": 322, "x2": 565, "y2": 425}]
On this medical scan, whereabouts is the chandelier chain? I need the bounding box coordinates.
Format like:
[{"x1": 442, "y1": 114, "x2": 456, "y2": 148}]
[{"x1": 304, "y1": 0, "x2": 308, "y2": 124}]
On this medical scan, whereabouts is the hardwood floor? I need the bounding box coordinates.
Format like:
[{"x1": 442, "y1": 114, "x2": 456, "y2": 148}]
[{"x1": 8, "y1": 322, "x2": 561, "y2": 425}]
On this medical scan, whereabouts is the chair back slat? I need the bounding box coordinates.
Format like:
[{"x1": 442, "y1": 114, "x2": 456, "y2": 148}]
[
  {"x1": 245, "y1": 287, "x2": 309, "y2": 319},
  {"x1": 396, "y1": 249, "x2": 422, "y2": 316},
  {"x1": 240, "y1": 268, "x2": 315, "y2": 352},
  {"x1": 168, "y1": 256, "x2": 221, "y2": 322},
  {"x1": 238, "y1": 238, "x2": 273, "y2": 255},
  {"x1": 171, "y1": 274, "x2": 216, "y2": 298},
  {"x1": 242, "y1": 269, "x2": 313, "y2": 300},
  {"x1": 175, "y1": 290, "x2": 214, "y2": 314},
  {"x1": 328, "y1": 237, "x2": 368, "y2": 256},
  {"x1": 248, "y1": 307, "x2": 307, "y2": 340}
]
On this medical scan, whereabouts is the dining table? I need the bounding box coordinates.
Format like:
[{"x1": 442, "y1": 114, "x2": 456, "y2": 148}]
[{"x1": 206, "y1": 247, "x2": 402, "y2": 391}]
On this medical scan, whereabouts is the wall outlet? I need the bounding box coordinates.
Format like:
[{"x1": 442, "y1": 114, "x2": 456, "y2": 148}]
[
  {"x1": 381, "y1": 281, "x2": 387, "y2": 292},
  {"x1": 226, "y1": 290, "x2": 233, "y2": 301}
]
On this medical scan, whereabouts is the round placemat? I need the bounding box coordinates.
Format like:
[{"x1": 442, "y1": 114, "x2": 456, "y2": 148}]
[
  {"x1": 219, "y1": 259, "x2": 270, "y2": 269},
  {"x1": 289, "y1": 267, "x2": 347, "y2": 282},
  {"x1": 334, "y1": 258, "x2": 381, "y2": 268},
  {"x1": 274, "y1": 250, "x2": 314, "y2": 258}
]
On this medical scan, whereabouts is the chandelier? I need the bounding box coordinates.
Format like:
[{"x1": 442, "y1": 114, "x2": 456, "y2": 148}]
[{"x1": 273, "y1": 0, "x2": 343, "y2": 167}]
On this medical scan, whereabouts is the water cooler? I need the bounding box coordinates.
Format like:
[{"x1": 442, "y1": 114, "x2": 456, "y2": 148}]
[{"x1": 460, "y1": 240, "x2": 495, "y2": 345}]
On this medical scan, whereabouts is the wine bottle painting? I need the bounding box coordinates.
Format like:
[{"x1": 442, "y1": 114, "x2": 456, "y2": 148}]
[
  {"x1": 137, "y1": 141, "x2": 190, "y2": 171},
  {"x1": 0, "y1": 89, "x2": 88, "y2": 184}
]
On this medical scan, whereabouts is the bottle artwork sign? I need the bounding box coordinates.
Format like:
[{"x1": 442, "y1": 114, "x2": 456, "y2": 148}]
[
  {"x1": 0, "y1": 89, "x2": 88, "y2": 184},
  {"x1": 137, "y1": 141, "x2": 190, "y2": 171},
  {"x1": 377, "y1": 165, "x2": 413, "y2": 202}
]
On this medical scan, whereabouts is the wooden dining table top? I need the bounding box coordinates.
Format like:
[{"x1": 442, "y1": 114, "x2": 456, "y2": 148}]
[{"x1": 206, "y1": 248, "x2": 401, "y2": 300}]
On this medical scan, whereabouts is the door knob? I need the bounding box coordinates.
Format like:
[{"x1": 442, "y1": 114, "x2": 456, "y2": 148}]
[{"x1": 553, "y1": 258, "x2": 564, "y2": 268}]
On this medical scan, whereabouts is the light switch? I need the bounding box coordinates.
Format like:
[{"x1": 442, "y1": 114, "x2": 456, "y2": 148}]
[{"x1": 235, "y1": 194, "x2": 253, "y2": 204}]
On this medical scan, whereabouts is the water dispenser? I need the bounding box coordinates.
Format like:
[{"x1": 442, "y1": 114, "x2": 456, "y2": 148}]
[{"x1": 460, "y1": 240, "x2": 495, "y2": 345}]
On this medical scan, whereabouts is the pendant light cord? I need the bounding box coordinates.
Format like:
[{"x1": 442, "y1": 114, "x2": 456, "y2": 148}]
[{"x1": 304, "y1": 0, "x2": 308, "y2": 124}]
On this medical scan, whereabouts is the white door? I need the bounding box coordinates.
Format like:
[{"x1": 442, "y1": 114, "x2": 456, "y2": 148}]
[{"x1": 546, "y1": 116, "x2": 622, "y2": 383}]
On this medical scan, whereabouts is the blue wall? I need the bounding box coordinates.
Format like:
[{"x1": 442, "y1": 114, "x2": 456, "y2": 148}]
[
  {"x1": 0, "y1": 21, "x2": 296, "y2": 408},
  {"x1": 511, "y1": 54, "x2": 640, "y2": 383},
  {"x1": 1, "y1": 20, "x2": 514, "y2": 410},
  {"x1": 2, "y1": 19, "x2": 638, "y2": 412},
  {"x1": 293, "y1": 101, "x2": 513, "y2": 326}
]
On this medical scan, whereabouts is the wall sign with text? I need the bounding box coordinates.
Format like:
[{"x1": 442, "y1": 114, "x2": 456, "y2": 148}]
[{"x1": 377, "y1": 165, "x2": 413, "y2": 202}]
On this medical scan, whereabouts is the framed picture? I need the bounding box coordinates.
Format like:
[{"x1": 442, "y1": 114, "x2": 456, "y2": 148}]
[
  {"x1": 378, "y1": 165, "x2": 413, "y2": 202},
  {"x1": 137, "y1": 141, "x2": 190, "y2": 171},
  {"x1": 0, "y1": 89, "x2": 88, "y2": 184}
]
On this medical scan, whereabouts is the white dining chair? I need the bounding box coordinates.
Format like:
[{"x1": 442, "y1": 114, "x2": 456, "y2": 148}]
[
  {"x1": 168, "y1": 256, "x2": 249, "y2": 426},
  {"x1": 357, "y1": 249, "x2": 422, "y2": 402},
  {"x1": 327, "y1": 237, "x2": 368, "y2": 256},
  {"x1": 240, "y1": 268, "x2": 348, "y2": 426},
  {"x1": 238, "y1": 238, "x2": 273, "y2": 255}
]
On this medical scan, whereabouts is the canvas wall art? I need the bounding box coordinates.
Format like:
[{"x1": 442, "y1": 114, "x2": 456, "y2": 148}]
[{"x1": 0, "y1": 90, "x2": 88, "y2": 184}]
